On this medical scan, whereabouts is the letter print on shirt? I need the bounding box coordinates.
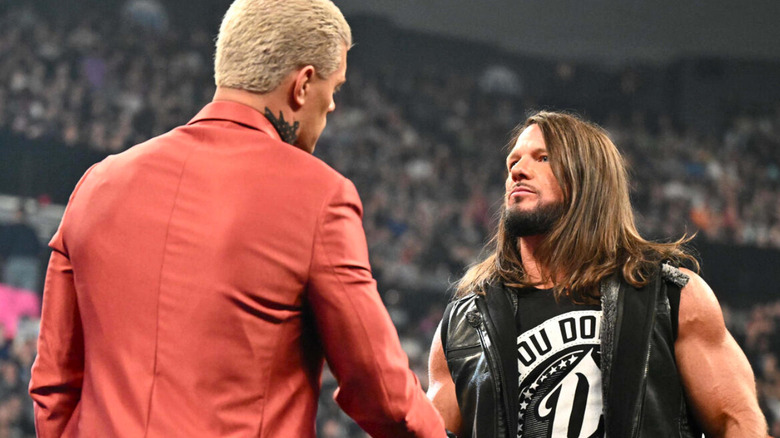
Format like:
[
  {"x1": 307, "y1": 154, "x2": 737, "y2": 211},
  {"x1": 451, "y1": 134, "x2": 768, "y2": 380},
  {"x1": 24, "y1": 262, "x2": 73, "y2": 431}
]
[{"x1": 517, "y1": 310, "x2": 604, "y2": 437}]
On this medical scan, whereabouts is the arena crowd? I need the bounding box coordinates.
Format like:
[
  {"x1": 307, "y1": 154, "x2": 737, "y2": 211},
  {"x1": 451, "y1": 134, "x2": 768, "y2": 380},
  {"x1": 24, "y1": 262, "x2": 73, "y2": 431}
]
[{"x1": 0, "y1": 2, "x2": 778, "y2": 437}]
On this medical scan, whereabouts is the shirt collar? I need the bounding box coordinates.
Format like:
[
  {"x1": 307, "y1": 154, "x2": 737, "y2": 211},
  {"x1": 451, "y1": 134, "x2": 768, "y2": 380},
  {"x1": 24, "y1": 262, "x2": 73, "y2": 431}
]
[{"x1": 187, "y1": 101, "x2": 282, "y2": 142}]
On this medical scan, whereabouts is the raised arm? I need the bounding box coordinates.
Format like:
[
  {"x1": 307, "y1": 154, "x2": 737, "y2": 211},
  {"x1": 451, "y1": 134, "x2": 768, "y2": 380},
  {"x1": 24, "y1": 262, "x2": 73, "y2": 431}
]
[
  {"x1": 427, "y1": 321, "x2": 462, "y2": 437},
  {"x1": 675, "y1": 268, "x2": 769, "y2": 437}
]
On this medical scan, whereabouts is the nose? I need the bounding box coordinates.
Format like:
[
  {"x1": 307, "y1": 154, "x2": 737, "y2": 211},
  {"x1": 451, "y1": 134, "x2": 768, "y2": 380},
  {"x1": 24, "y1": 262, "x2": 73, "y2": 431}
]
[
  {"x1": 510, "y1": 157, "x2": 533, "y2": 182},
  {"x1": 328, "y1": 98, "x2": 336, "y2": 113}
]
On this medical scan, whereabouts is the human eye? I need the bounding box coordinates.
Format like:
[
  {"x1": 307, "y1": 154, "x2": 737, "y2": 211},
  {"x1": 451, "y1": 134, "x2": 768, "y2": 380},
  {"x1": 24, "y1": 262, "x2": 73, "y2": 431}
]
[{"x1": 538, "y1": 154, "x2": 549, "y2": 163}]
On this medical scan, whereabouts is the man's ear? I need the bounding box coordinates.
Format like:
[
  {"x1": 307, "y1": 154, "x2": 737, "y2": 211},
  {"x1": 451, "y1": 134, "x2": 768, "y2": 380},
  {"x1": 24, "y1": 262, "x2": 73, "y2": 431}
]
[{"x1": 291, "y1": 65, "x2": 316, "y2": 109}]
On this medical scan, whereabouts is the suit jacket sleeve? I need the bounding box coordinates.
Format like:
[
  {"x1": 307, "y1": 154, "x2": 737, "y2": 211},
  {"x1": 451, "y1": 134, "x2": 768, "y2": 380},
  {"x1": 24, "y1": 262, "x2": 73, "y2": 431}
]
[
  {"x1": 29, "y1": 165, "x2": 97, "y2": 437},
  {"x1": 307, "y1": 177, "x2": 445, "y2": 438}
]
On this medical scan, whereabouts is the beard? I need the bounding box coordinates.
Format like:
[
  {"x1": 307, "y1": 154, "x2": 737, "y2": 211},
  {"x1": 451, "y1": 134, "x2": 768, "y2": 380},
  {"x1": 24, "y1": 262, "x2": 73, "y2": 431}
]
[{"x1": 503, "y1": 201, "x2": 565, "y2": 239}]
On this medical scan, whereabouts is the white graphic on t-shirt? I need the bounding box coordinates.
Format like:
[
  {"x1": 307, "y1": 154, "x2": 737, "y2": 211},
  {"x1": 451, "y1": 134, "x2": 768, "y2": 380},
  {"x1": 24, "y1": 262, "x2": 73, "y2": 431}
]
[
  {"x1": 537, "y1": 351, "x2": 602, "y2": 437},
  {"x1": 517, "y1": 310, "x2": 604, "y2": 437}
]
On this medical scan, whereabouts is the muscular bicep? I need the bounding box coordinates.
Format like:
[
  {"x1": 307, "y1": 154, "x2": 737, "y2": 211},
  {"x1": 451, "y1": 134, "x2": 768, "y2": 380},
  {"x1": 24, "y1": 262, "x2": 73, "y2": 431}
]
[
  {"x1": 428, "y1": 321, "x2": 462, "y2": 436},
  {"x1": 674, "y1": 268, "x2": 768, "y2": 437}
]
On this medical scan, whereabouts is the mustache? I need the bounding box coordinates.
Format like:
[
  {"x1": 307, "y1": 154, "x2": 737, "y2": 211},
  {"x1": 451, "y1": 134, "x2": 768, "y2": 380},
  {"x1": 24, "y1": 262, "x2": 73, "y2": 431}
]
[{"x1": 507, "y1": 183, "x2": 536, "y2": 194}]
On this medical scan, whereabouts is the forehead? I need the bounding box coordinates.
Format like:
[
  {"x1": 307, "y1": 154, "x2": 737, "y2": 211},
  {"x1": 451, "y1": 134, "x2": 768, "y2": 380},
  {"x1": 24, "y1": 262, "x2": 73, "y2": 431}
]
[{"x1": 508, "y1": 124, "x2": 546, "y2": 156}]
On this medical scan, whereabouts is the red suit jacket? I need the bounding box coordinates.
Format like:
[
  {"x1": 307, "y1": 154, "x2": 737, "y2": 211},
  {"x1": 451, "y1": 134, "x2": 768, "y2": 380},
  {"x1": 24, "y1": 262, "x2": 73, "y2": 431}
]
[{"x1": 29, "y1": 102, "x2": 445, "y2": 437}]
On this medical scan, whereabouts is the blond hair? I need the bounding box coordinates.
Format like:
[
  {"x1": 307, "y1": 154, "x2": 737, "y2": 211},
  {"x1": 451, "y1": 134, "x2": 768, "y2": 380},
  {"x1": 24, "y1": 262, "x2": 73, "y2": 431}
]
[
  {"x1": 457, "y1": 111, "x2": 698, "y2": 303},
  {"x1": 214, "y1": 0, "x2": 351, "y2": 93}
]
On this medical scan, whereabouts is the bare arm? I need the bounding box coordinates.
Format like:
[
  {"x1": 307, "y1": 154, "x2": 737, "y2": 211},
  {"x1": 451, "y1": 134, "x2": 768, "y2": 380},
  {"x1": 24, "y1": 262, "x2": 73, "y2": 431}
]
[
  {"x1": 675, "y1": 268, "x2": 769, "y2": 437},
  {"x1": 427, "y1": 321, "x2": 462, "y2": 436}
]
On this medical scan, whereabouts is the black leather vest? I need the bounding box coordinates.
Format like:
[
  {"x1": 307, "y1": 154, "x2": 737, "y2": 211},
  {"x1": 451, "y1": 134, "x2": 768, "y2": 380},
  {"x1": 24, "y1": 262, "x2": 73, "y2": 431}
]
[{"x1": 442, "y1": 264, "x2": 703, "y2": 438}]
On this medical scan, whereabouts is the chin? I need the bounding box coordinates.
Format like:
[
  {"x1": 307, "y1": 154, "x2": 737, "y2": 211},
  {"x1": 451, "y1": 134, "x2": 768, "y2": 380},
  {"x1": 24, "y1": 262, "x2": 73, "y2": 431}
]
[{"x1": 506, "y1": 201, "x2": 533, "y2": 211}]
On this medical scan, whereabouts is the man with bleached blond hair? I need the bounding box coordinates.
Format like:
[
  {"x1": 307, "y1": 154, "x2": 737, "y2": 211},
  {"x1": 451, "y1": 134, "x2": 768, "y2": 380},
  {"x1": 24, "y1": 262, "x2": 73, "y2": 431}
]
[{"x1": 30, "y1": 1, "x2": 446, "y2": 437}]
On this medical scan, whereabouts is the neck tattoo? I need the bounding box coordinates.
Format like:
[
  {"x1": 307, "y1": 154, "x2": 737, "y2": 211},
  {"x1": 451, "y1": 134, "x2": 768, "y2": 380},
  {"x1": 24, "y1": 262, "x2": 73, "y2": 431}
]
[{"x1": 264, "y1": 108, "x2": 299, "y2": 144}]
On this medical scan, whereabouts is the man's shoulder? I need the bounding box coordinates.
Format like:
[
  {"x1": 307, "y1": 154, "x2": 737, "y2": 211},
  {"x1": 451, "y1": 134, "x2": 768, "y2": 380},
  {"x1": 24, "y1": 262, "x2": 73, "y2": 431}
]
[
  {"x1": 443, "y1": 292, "x2": 482, "y2": 352},
  {"x1": 660, "y1": 263, "x2": 690, "y2": 289},
  {"x1": 446, "y1": 280, "x2": 510, "y2": 318},
  {"x1": 99, "y1": 124, "x2": 350, "y2": 187},
  {"x1": 445, "y1": 292, "x2": 481, "y2": 332},
  {"x1": 448, "y1": 291, "x2": 479, "y2": 313}
]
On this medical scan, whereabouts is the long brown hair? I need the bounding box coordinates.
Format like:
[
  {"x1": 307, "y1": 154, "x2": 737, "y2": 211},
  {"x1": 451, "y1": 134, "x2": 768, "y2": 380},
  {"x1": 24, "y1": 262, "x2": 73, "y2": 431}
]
[{"x1": 456, "y1": 111, "x2": 698, "y2": 303}]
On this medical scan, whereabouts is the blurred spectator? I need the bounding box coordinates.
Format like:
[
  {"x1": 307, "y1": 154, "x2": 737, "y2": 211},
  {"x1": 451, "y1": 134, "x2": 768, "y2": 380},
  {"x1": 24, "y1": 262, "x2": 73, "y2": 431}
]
[
  {"x1": 0, "y1": 317, "x2": 38, "y2": 438},
  {"x1": 0, "y1": 207, "x2": 42, "y2": 294},
  {"x1": 121, "y1": 0, "x2": 169, "y2": 33},
  {"x1": 478, "y1": 64, "x2": 523, "y2": 97},
  {"x1": 0, "y1": 285, "x2": 39, "y2": 343}
]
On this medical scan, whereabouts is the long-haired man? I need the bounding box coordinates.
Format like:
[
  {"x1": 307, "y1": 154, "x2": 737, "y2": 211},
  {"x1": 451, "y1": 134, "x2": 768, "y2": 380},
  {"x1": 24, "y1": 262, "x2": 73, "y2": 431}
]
[
  {"x1": 30, "y1": 1, "x2": 445, "y2": 437},
  {"x1": 428, "y1": 111, "x2": 768, "y2": 437}
]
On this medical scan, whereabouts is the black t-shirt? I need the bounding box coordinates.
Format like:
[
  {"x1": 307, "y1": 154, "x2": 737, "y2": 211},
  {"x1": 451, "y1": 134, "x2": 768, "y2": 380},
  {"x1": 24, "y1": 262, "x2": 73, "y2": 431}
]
[{"x1": 513, "y1": 287, "x2": 605, "y2": 438}]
